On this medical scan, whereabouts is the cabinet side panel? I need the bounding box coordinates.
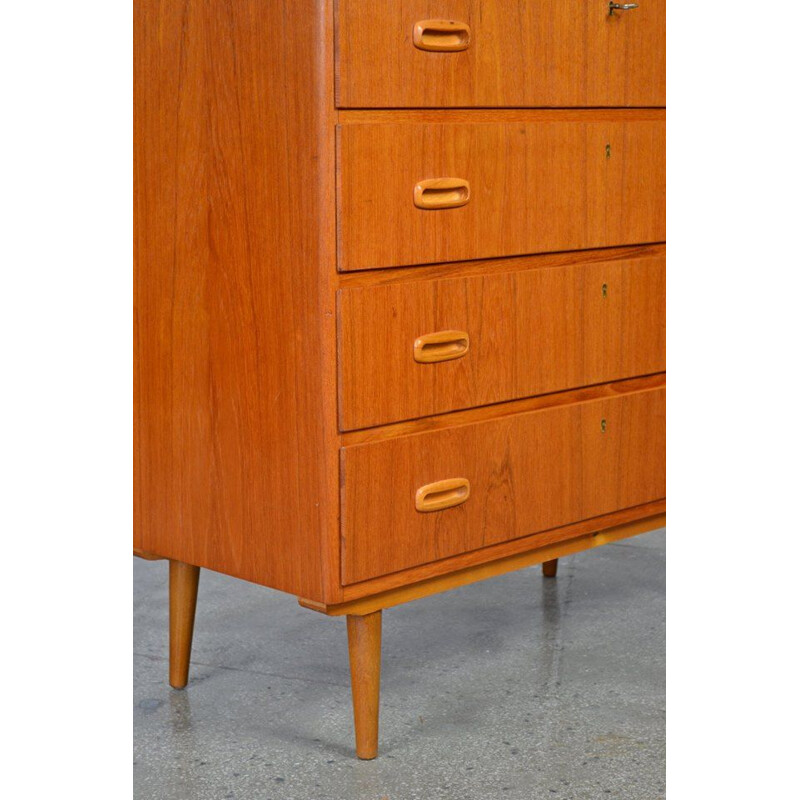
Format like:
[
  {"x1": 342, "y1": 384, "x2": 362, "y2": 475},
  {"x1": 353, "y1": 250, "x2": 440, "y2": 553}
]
[{"x1": 134, "y1": 0, "x2": 337, "y2": 599}]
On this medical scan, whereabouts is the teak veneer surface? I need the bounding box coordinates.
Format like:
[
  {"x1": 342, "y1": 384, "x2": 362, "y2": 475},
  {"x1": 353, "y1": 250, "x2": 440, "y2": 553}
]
[
  {"x1": 341, "y1": 384, "x2": 665, "y2": 583},
  {"x1": 338, "y1": 118, "x2": 665, "y2": 270},
  {"x1": 338, "y1": 252, "x2": 665, "y2": 429},
  {"x1": 336, "y1": 0, "x2": 665, "y2": 108},
  {"x1": 134, "y1": 0, "x2": 339, "y2": 601}
]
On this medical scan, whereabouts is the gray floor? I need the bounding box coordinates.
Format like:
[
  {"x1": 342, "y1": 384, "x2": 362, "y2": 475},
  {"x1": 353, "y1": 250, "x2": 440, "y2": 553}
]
[{"x1": 134, "y1": 529, "x2": 665, "y2": 800}]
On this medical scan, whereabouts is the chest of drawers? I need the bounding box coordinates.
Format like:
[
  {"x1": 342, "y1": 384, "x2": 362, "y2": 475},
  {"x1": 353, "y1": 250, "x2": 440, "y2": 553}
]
[{"x1": 134, "y1": 0, "x2": 665, "y2": 760}]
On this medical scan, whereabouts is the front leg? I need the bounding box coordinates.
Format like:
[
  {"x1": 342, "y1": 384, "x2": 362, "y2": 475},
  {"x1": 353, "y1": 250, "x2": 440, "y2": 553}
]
[
  {"x1": 169, "y1": 560, "x2": 200, "y2": 689},
  {"x1": 346, "y1": 610, "x2": 382, "y2": 759}
]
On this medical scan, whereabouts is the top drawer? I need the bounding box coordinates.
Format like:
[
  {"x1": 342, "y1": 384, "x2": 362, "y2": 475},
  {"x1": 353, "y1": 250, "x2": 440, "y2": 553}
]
[{"x1": 336, "y1": 0, "x2": 665, "y2": 108}]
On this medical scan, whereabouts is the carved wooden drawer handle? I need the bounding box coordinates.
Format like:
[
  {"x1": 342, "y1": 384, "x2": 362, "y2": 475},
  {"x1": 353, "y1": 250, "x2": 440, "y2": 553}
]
[
  {"x1": 413, "y1": 178, "x2": 471, "y2": 210},
  {"x1": 413, "y1": 330, "x2": 470, "y2": 363},
  {"x1": 415, "y1": 478, "x2": 471, "y2": 513},
  {"x1": 412, "y1": 19, "x2": 471, "y2": 52}
]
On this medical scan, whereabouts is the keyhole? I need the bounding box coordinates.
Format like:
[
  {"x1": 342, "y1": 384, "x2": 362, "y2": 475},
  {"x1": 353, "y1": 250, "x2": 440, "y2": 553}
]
[
  {"x1": 602, "y1": 283, "x2": 608, "y2": 298},
  {"x1": 605, "y1": 143, "x2": 611, "y2": 159},
  {"x1": 601, "y1": 418, "x2": 607, "y2": 433}
]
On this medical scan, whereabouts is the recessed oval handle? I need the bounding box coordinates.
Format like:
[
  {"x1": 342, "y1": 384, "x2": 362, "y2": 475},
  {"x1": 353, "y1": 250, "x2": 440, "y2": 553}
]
[
  {"x1": 413, "y1": 178, "x2": 471, "y2": 210},
  {"x1": 413, "y1": 330, "x2": 470, "y2": 364},
  {"x1": 412, "y1": 19, "x2": 471, "y2": 52},
  {"x1": 415, "y1": 478, "x2": 471, "y2": 513}
]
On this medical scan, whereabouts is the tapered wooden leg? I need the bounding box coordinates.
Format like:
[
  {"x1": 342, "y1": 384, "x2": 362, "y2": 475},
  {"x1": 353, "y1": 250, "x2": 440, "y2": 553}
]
[
  {"x1": 542, "y1": 558, "x2": 558, "y2": 578},
  {"x1": 169, "y1": 560, "x2": 200, "y2": 689},
  {"x1": 346, "y1": 610, "x2": 382, "y2": 760}
]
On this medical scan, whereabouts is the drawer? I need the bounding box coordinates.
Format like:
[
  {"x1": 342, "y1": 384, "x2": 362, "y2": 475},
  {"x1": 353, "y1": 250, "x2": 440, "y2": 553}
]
[
  {"x1": 336, "y1": 1, "x2": 665, "y2": 108},
  {"x1": 341, "y1": 384, "x2": 665, "y2": 584},
  {"x1": 338, "y1": 252, "x2": 665, "y2": 430},
  {"x1": 337, "y1": 118, "x2": 665, "y2": 271}
]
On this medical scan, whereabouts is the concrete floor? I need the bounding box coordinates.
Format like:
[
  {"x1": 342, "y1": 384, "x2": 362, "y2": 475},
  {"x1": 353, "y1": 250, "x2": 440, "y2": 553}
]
[{"x1": 134, "y1": 529, "x2": 665, "y2": 800}]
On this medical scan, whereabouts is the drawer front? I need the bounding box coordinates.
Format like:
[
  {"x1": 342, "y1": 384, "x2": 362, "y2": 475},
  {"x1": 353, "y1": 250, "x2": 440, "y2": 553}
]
[
  {"x1": 338, "y1": 253, "x2": 665, "y2": 430},
  {"x1": 337, "y1": 119, "x2": 665, "y2": 271},
  {"x1": 336, "y1": 0, "x2": 665, "y2": 108},
  {"x1": 341, "y1": 385, "x2": 665, "y2": 584}
]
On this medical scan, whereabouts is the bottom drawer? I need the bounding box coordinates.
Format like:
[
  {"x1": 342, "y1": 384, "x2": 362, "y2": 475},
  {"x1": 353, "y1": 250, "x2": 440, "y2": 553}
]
[{"x1": 341, "y1": 384, "x2": 665, "y2": 584}]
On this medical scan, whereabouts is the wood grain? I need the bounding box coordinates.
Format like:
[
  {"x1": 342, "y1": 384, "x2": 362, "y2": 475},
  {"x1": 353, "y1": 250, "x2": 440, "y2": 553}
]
[
  {"x1": 338, "y1": 252, "x2": 665, "y2": 429},
  {"x1": 337, "y1": 118, "x2": 665, "y2": 270},
  {"x1": 336, "y1": 0, "x2": 665, "y2": 108},
  {"x1": 341, "y1": 384, "x2": 665, "y2": 584},
  {"x1": 134, "y1": 0, "x2": 339, "y2": 601},
  {"x1": 347, "y1": 611, "x2": 382, "y2": 759}
]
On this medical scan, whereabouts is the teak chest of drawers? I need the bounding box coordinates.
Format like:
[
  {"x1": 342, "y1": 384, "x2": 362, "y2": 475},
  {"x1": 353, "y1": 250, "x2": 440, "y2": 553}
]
[{"x1": 134, "y1": 0, "x2": 665, "y2": 759}]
